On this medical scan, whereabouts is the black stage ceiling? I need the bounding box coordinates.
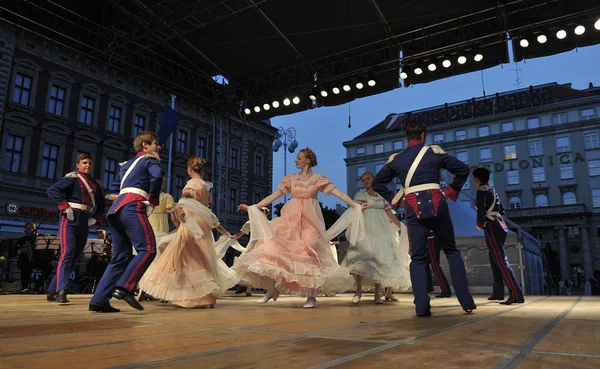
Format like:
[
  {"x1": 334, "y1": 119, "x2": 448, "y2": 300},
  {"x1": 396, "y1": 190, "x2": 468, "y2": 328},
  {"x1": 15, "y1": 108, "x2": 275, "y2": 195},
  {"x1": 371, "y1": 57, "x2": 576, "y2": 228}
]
[{"x1": 2, "y1": 0, "x2": 600, "y2": 119}]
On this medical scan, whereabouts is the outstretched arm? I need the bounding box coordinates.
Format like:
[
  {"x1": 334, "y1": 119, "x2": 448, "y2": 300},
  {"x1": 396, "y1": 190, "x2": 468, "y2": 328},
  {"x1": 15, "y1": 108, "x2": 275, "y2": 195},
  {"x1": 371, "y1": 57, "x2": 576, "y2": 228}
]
[
  {"x1": 385, "y1": 208, "x2": 403, "y2": 228},
  {"x1": 215, "y1": 224, "x2": 233, "y2": 237},
  {"x1": 329, "y1": 188, "x2": 357, "y2": 208},
  {"x1": 239, "y1": 189, "x2": 285, "y2": 211}
]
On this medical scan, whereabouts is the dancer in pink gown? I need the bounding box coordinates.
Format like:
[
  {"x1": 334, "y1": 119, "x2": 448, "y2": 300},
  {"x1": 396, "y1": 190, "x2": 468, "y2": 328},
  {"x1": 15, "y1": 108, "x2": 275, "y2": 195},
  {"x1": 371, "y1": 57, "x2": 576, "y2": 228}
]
[
  {"x1": 139, "y1": 157, "x2": 236, "y2": 308},
  {"x1": 233, "y1": 147, "x2": 368, "y2": 308}
]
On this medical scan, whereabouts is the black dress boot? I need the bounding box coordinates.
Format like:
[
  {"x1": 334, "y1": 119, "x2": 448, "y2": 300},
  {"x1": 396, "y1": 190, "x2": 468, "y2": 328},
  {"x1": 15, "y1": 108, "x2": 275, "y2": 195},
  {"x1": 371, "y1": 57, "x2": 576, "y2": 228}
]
[
  {"x1": 89, "y1": 304, "x2": 120, "y2": 313},
  {"x1": 113, "y1": 287, "x2": 144, "y2": 310},
  {"x1": 499, "y1": 298, "x2": 524, "y2": 305},
  {"x1": 55, "y1": 290, "x2": 69, "y2": 303}
]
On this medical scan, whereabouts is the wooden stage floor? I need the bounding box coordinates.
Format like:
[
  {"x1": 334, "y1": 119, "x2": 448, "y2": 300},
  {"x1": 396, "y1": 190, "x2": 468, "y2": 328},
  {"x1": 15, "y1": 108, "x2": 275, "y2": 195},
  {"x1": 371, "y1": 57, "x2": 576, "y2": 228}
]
[{"x1": 0, "y1": 293, "x2": 599, "y2": 369}]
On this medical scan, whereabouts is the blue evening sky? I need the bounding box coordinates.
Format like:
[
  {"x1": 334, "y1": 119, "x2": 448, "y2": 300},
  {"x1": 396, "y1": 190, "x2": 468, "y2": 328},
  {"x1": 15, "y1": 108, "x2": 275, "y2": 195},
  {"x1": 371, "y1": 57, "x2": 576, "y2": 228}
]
[{"x1": 269, "y1": 43, "x2": 600, "y2": 209}]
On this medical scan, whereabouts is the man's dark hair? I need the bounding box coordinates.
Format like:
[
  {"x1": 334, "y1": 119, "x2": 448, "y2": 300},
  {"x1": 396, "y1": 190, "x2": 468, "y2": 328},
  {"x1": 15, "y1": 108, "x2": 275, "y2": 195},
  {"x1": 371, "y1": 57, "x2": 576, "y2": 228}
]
[
  {"x1": 472, "y1": 167, "x2": 491, "y2": 184},
  {"x1": 405, "y1": 117, "x2": 427, "y2": 141}
]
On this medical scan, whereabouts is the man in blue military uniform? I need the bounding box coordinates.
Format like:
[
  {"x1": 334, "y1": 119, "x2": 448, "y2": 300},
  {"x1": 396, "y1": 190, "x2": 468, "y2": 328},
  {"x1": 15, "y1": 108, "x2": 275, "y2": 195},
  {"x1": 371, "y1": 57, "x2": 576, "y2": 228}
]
[
  {"x1": 373, "y1": 117, "x2": 476, "y2": 317},
  {"x1": 473, "y1": 167, "x2": 524, "y2": 305},
  {"x1": 47, "y1": 153, "x2": 105, "y2": 303},
  {"x1": 89, "y1": 131, "x2": 162, "y2": 312}
]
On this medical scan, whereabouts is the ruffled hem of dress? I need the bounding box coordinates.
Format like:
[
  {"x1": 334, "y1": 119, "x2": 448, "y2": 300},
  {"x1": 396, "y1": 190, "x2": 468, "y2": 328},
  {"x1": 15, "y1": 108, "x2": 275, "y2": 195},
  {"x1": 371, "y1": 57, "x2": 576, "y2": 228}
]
[
  {"x1": 232, "y1": 253, "x2": 353, "y2": 297},
  {"x1": 217, "y1": 260, "x2": 241, "y2": 292},
  {"x1": 139, "y1": 269, "x2": 222, "y2": 302},
  {"x1": 342, "y1": 261, "x2": 410, "y2": 288}
]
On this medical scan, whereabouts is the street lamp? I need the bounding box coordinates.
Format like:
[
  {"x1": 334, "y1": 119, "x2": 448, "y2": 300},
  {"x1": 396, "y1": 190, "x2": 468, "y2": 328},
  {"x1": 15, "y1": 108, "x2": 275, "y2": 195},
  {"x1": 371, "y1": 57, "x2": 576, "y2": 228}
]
[{"x1": 272, "y1": 127, "x2": 298, "y2": 202}]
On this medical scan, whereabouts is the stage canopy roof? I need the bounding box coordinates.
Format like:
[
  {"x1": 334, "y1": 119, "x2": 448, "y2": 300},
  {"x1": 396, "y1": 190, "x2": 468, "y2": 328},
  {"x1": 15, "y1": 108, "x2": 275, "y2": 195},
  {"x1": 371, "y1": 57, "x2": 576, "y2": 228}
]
[{"x1": 2, "y1": 1, "x2": 600, "y2": 118}]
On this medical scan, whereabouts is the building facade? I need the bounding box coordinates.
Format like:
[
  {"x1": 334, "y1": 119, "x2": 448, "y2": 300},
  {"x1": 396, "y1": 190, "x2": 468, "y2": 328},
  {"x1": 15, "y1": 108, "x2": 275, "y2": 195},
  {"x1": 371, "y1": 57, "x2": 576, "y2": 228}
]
[
  {"x1": 0, "y1": 26, "x2": 276, "y2": 251},
  {"x1": 344, "y1": 82, "x2": 600, "y2": 289}
]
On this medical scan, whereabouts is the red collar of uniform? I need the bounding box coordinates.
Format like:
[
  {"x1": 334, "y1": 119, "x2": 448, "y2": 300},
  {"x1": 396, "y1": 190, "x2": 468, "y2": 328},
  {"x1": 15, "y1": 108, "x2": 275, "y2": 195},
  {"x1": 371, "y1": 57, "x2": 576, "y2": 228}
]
[
  {"x1": 408, "y1": 140, "x2": 423, "y2": 147},
  {"x1": 136, "y1": 151, "x2": 147, "y2": 157},
  {"x1": 76, "y1": 171, "x2": 89, "y2": 178}
]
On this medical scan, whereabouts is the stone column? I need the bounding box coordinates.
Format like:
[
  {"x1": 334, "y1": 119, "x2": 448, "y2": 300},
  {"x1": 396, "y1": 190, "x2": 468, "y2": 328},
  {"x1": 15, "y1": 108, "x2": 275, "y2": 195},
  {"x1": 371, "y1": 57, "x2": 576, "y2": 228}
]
[
  {"x1": 557, "y1": 227, "x2": 570, "y2": 281},
  {"x1": 580, "y1": 226, "x2": 593, "y2": 280}
]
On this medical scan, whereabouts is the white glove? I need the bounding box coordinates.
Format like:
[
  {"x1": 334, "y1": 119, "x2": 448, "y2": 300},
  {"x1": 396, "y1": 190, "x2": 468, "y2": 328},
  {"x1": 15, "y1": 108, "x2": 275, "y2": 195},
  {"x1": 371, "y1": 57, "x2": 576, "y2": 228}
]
[
  {"x1": 142, "y1": 201, "x2": 154, "y2": 217},
  {"x1": 88, "y1": 218, "x2": 97, "y2": 227},
  {"x1": 64, "y1": 207, "x2": 74, "y2": 221}
]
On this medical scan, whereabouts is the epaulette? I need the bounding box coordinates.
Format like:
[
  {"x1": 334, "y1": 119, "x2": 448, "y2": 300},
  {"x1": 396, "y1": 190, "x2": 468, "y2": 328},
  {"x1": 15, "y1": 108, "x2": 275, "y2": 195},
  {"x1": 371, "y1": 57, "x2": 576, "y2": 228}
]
[
  {"x1": 64, "y1": 171, "x2": 78, "y2": 178},
  {"x1": 430, "y1": 145, "x2": 446, "y2": 155},
  {"x1": 386, "y1": 153, "x2": 399, "y2": 164}
]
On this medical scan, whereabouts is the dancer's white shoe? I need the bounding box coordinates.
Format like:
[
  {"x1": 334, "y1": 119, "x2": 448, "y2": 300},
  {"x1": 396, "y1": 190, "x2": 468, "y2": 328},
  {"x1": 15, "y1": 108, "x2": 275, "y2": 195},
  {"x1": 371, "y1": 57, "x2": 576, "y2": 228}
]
[
  {"x1": 256, "y1": 289, "x2": 279, "y2": 304},
  {"x1": 303, "y1": 297, "x2": 317, "y2": 308}
]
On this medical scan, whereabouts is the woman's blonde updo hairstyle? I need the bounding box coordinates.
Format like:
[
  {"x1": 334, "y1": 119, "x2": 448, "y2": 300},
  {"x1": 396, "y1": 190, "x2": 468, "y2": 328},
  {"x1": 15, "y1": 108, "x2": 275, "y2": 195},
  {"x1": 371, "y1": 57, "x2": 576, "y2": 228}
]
[
  {"x1": 187, "y1": 156, "x2": 206, "y2": 174},
  {"x1": 359, "y1": 171, "x2": 375, "y2": 181},
  {"x1": 299, "y1": 147, "x2": 318, "y2": 167}
]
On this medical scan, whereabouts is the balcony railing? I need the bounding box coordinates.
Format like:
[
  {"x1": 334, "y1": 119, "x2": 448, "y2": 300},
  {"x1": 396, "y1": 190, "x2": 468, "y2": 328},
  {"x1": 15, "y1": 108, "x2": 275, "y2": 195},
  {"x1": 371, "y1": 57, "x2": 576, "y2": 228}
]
[{"x1": 505, "y1": 204, "x2": 587, "y2": 218}]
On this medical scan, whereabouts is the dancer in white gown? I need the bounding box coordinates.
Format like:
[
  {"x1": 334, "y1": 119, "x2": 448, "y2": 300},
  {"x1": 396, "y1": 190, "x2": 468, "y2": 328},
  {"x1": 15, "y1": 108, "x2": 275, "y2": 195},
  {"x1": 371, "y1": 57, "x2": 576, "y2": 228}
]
[
  {"x1": 340, "y1": 172, "x2": 411, "y2": 304},
  {"x1": 212, "y1": 207, "x2": 271, "y2": 297}
]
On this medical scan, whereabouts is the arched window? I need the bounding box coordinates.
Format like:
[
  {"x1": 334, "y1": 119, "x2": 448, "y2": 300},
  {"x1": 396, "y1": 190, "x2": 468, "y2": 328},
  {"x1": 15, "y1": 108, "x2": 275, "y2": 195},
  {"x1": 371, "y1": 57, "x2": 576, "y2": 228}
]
[
  {"x1": 562, "y1": 191, "x2": 576, "y2": 205},
  {"x1": 535, "y1": 194, "x2": 548, "y2": 207},
  {"x1": 508, "y1": 197, "x2": 521, "y2": 209}
]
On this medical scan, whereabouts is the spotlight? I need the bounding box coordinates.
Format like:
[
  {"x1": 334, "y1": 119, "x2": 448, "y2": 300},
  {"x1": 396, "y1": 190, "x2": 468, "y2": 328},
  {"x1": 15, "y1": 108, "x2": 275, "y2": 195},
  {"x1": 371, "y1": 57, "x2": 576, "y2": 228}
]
[
  {"x1": 343, "y1": 84, "x2": 351, "y2": 91},
  {"x1": 442, "y1": 59, "x2": 451, "y2": 68},
  {"x1": 263, "y1": 103, "x2": 270, "y2": 111},
  {"x1": 292, "y1": 96, "x2": 300, "y2": 104},
  {"x1": 575, "y1": 25, "x2": 585, "y2": 35},
  {"x1": 320, "y1": 90, "x2": 328, "y2": 97},
  {"x1": 428, "y1": 63, "x2": 437, "y2": 71},
  {"x1": 537, "y1": 34, "x2": 547, "y2": 44},
  {"x1": 400, "y1": 71, "x2": 408, "y2": 79},
  {"x1": 244, "y1": 108, "x2": 251, "y2": 115},
  {"x1": 556, "y1": 29, "x2": 567, "y2": 39},
  {"x1": 273, "y1": 101, "x2": 280, "y2": 108},
  {"x1": 457, "y1": 55, "x2": 467, "y2": 64},
  {"x1": 356, "y1": 82, "x2": 364, "y2": 89},
  {"x1": 414, "y1": 67, "x2": 423, "y2": 75},
  {"x1": 253, "y1": 106, "x2": 260, "y2": 113},
  {"x1": 308, "y1": 94, "x2": 316, "y2": 101},
  {"x1": 332, "y1": 87, "x2": 340, "y2": 94},
  {"x1": 595, "y1": 19, "x2": 600, "y2": 30},
  {"x1": 520, "y1": 39, "x2": 529, "y2": 48},
  {"x1": 367, "y1": 70, "x2": 377, "y2": 86},
  {"x1": 474, "y1": 53, "x2": 483, "y2": 62},
  {"x1": 283, "y1": 98, "x2": 291, "y2": 106}
]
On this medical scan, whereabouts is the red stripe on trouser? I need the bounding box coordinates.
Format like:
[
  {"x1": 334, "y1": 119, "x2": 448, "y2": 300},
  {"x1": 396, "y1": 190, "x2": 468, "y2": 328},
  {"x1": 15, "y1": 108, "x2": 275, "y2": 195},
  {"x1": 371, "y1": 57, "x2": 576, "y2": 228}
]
[
  {"x1": 486, "y1": 226, "x2": 513, "y2": 298},
  {"x1": 407, "y1": 226, "x2": 412, "y2": 255},
  {"x1": 56, "y1": 217, "x2": 68, "y2": 292},
  {"x1": 428, "y1": 237, "x2": 448, "y2": 294},
  {"x1": 124, "y1": 202, "x2": 154, "y2": 291},
  {"x1": 487, "y1": 225, "x2": 518, "y2": 300}
]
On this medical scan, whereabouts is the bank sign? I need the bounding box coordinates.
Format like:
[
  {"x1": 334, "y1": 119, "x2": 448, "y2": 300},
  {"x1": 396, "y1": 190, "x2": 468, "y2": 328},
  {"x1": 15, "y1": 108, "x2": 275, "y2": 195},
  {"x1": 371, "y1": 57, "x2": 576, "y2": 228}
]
[
  {"x1": 474, "y1": 152, "x2": 585, "y2": 172},
  {"x1": 5, "y1": 203, "x2": 58, "y2": 218},
  {"x1": 389, "y1": 86, "x2": 553, "y2": 129}
]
